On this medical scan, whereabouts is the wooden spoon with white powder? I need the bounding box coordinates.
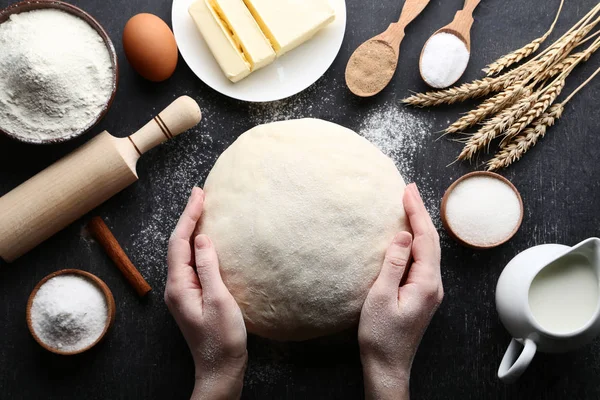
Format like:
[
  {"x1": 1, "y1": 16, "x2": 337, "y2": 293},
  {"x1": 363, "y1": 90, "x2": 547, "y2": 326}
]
[
  {"x1": 419, "y1": 0, "x2": 480, "y2": 88},
  {"x1": 345, "y1": 0, "x2": 431, "y2": 97}
]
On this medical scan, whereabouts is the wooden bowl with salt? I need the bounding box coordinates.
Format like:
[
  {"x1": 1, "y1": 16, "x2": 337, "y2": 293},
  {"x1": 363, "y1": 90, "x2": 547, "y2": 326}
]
[
  {"x1": 441, "y1": 171, "x2": 524, "y2": 250},
  {"x1": 0, "y1": 0, "x2": 118, "y2": 144},
  {"x1": 26, "y1": 269, "x2": 116, "y2": 355}
]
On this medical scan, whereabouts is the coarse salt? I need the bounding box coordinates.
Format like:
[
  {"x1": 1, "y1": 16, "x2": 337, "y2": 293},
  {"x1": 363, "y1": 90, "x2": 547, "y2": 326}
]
[
  {"x1": 420, "y1": 32, "x2": 470, "y2": 89},
  {"x1": 30, "y1": 274, "x2": 108, "y2": 352},
  {"x1": 444, "y1": 176, "x2": 522, "y2": 247}
]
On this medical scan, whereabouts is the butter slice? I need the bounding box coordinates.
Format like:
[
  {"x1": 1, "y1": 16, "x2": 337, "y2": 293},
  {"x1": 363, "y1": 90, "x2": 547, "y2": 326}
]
[
  {"x1": 189, "y1": 0, "x2": 251, "y2": 82},
  {"x1": 243, "y1": 0, "x2": 335, "y2": 56},
  {"x1": 210, "y1": 0, "x2": 276, "y2": 70}
]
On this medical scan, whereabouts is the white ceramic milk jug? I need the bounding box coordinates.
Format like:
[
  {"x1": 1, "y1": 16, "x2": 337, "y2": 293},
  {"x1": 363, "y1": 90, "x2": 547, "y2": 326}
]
[{"x1": 495, "y1": 238, "x2": 600, "y2": 383}]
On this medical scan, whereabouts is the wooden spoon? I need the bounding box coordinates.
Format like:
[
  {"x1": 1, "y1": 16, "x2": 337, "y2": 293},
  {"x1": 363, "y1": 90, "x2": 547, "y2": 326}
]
[
  {"x1": 419, "y1": 0, "x2": 481, "y2": 88},
  {"x1": 345, "y1": 0, "x2": 431, "y2": 97}
]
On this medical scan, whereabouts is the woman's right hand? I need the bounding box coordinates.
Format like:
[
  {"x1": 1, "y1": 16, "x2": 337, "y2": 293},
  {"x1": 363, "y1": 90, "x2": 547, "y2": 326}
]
[
  {"x1": 358, "y1": 183, "x2": 444, "y2": 400},
  {"x1": 165, "y1": 187, "x2": 248, "y2": 400}
]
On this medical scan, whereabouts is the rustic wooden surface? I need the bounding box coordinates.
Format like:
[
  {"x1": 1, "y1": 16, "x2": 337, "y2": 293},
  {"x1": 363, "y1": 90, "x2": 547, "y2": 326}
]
[{"x1": 1, "y1": 0, "x2": 600, "y2": 398}]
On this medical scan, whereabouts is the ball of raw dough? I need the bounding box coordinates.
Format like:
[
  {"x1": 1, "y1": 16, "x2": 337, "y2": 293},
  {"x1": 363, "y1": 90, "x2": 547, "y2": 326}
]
[{"x1": 198, "y1": 119, "x2": 408, "y2": 341}]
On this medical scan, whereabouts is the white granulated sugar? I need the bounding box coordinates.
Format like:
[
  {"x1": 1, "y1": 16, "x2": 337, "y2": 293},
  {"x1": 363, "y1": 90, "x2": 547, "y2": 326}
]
[
  {"x1": 445, "y1": 176, "x2": 522, "y2": 246},
  {"x1": 30, "y1": 274, "x2": 108, "y2": 352},
  {"x1": 359, "y1": 104, "x2": 441, "y2": 228},
  {"x1": 0, "y1": 9, "x2": 114, "y2": 141},
  {"x1": 420, "y1": 32, "x2": 470, "y2": 89}
]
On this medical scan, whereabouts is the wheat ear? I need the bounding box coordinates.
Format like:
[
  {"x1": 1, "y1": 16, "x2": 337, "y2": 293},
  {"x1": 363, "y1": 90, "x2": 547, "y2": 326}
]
[
  {"x1": 483, "y1": 0, "x2": 564, "y2": 76},
  {"x1": 403, "y1": 7, "x2": 600, "y2": 108},
  {"x1": 486, "y1": 105, "x2": 564, "y2": 171},
  {"x1": 402, "y1": 67, "x2": 530, "y2": 107},
  {"x1": 501, "y1": 36, "x2": 600, "y2": 143},
  {"x1": 539, "y1": 31, "x2": 600, "y2": 80},
  {"x1": 457, "y1": 89, "x2": 538, "y2": 161},
  {"x1": 488, "y1": 64, "x2": 600, "y2": 170},
  {"x1": 444, "y1": 85, "x2": 529, "y2": 134},
  {"x1": 464, "y1": 35, "x2": 594, "y2": 160},
  {"x1": 501, "y1": 78, "x2": 565, "y2": 143}
]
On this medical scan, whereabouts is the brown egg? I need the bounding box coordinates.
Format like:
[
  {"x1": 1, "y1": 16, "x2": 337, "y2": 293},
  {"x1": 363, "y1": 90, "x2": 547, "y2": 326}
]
[{"x1": 123, "y1": 13, "x2": 178, "y2": 82}]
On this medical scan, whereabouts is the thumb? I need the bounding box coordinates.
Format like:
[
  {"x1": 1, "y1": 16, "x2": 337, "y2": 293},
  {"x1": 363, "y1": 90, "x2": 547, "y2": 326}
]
[
  {"x1": 194, "y1": 234, "x2": 227, "y2": 296},
  {"x1": 372, "y1": 232, "x2": 413, "y2": 296}
]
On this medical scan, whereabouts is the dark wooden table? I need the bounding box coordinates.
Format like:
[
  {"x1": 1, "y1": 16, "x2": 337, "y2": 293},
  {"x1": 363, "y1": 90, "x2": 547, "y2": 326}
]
[{"x1": 2, "y1": 0, "x2": 600, "y2": 398}]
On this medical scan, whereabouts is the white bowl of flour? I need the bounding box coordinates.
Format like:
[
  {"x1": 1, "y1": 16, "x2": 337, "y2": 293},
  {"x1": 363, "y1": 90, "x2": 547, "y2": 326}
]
[{"x1": 0, "y1": 1, "x2": 118, "y2": 144}]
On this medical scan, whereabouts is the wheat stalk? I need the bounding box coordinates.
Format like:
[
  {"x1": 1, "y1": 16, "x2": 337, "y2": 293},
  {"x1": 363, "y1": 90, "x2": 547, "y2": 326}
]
[
  {"x1": 542, "y1": 52, "x2": 585, "y2": 79},
  {"x1": 486, "y1": 104, "x2": 564, "y2": 171},
  {"x1": 402, "y1": 67, "x2": 531, "y2": 106},
  {"x1": 483, "y1": 0, "x2": 565, "y2": 76},
  {"x1": 403, "y1": 7, "x2": 600, "y2": 108},
  {"x1": 488, "y1": 63, "x2": 600, "y2": 171},
  {"x1": 498, "y1": 36, "x2": 600, "y2": 144},
  {"x1": 457, "y1": 89, "x2": 539, "y2": 161},
  {"x1": 538, "y1": 32, "x2": 600, "y2": 80},
  {"x1": 402, "y1": 27, "x2": 582, "y2": 107},
  {"x1": 444, "y1": 85, "x2": 529, "y2": 134},
  {"x1": 460, "y1": 38, "x2": 589, "y2": 161},
  {"x1": 455, "y1": 22, "x2": 599, "y2": 159},
  {"x1": 500, "y1": 79, "x2": 565, "y2": 143}
]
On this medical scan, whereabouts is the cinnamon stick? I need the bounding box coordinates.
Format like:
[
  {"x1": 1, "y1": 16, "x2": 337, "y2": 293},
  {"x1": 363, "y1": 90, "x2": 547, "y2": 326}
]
[{"x1": 87, "y1": 217, "x2": 151, "y2": 297}]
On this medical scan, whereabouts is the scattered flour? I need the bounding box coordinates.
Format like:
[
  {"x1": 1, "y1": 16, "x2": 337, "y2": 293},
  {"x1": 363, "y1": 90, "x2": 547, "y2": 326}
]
[
  {"x1": 358, "y1": 104, "x2": 441, "y2": 229},
  {"x1": 130, "y1": 108, "x2": 227, "y2": 284},
  {"x1": 248, "y1": 75, "x2": 339, "y2": 124}
]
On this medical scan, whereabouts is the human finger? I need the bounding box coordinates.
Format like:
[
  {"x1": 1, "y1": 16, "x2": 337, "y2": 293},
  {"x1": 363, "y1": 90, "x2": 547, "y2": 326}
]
[
  {"x1": 403, "y1": 184, "x2": 436, "y2": 240},
  {"x1": 402, "y1": 184, "x2": 442, "y2": 287},
  {"x1": 167, "y1": 187, "x2": 205, "y2": 270},
  {"x1": 370, "y1": 232, "x2": 413, "y2": 296},
  {"x1": 194, "y1": 234, "x2": 229, "y2": 300}
]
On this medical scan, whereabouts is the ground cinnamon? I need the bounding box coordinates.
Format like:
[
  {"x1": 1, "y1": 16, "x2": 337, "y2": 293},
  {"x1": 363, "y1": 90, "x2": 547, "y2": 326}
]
[{"x1": 345, "y1": 39, "x2": 397, "y2": 96}]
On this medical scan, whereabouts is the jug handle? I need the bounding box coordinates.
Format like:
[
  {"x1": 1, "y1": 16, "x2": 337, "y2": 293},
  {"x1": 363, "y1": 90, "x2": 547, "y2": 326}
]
[{"x1": 498, "y1": 338, "x2": 537, "y2": 383}]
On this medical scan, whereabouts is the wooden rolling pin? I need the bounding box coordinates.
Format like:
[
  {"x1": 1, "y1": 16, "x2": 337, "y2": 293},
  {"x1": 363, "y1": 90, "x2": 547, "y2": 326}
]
[{"x1": 0, "y1": 96, "x2": 202, "y2": 262}]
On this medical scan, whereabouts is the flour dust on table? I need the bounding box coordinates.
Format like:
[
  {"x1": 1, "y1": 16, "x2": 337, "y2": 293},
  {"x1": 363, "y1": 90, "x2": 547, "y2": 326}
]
[
  {"x1": 247, "y1": 74, "x2": 341, "y2": 124},
  {"x1": 128, "y1": 109, "x2": 233, "y2": 286},
  {"x1": 359, "y1": 104, "x2": 440, "y2": 228},
  {"x1": 130, "y1": 134, "x2": 212, "y2": 281}
]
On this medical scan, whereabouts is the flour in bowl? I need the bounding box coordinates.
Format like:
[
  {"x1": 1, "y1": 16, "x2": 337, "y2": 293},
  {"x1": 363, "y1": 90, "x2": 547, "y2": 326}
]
[{"x1": 0, "y1": 9, "x2": 114, "y2": 142}]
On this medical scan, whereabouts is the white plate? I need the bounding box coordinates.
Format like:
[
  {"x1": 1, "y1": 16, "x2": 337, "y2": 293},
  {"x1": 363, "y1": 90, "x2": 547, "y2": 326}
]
[{"x1": 172, "y1": 0, "x2": 347, "y2": 102}]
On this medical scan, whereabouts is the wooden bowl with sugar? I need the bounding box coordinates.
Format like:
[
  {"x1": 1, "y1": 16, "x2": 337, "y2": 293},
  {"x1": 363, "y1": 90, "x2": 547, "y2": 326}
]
[
  {"x1": 441, "y1": 171, "x2": 524, "y2": 250},
  {"x1": 26, "y1": 269, "x2": 116, "y2": 355},
  {"x1": 0, "y1": 0, "x2": 118, "y2": 144}
]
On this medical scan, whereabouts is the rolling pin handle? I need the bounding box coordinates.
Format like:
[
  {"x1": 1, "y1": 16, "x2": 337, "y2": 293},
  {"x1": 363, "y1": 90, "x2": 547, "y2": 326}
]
[{"x1": 128, "y1": 96, "x2": 202, "y2": 155}]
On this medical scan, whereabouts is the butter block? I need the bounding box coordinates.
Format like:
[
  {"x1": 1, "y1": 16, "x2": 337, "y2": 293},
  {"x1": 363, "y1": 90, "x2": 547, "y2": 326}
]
[
  {"x1": 210, "y1": 0, "x2": 276, "y2": 70},
  {"x1": 243, "y1": 0, "x2": 335, "y2": 56},
  {"x1": 189, "y1": 0, "x2": 251, "y2": 82}
]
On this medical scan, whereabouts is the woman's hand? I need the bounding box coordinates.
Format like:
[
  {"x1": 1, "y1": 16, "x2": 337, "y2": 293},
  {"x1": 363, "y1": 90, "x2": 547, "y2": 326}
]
[
  {"x1": 165, "y1": 187, "x2": 248, "y2": 400},
  {"x1": 358, "y1": 183, "x2": 444, "y2": 400}
]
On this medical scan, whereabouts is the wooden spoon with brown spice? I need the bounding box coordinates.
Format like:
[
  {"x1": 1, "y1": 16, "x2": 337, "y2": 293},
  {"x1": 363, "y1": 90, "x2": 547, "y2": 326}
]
[{"x1": 345, "y1": 0, "x2": 431, "y2": 97}]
